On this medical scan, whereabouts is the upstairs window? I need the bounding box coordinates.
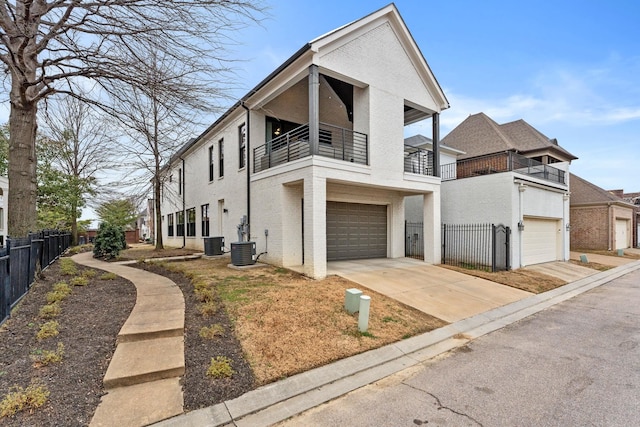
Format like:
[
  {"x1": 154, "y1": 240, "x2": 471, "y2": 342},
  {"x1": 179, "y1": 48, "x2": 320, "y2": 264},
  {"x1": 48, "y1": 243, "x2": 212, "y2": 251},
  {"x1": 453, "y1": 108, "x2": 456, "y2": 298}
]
[
  {"x1": 208, "y1": 146, "x2": 214, "y2": 181},
  {"x1": 239, "y1": 123, "x2": 246, "y2": 169},
  {"x1": 178, "y1": 168, "x2": 182, "y2": 195},
  {"x1": 218, "y1": 138, "x2": 224, "y2": 178}
]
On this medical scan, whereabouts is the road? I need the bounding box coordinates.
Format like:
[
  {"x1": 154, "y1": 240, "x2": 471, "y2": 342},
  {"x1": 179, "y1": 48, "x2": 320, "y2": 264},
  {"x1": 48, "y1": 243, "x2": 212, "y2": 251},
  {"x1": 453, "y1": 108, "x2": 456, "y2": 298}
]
[{"x1": 278, "y1": 269, "x2": 640, "y2": 426}]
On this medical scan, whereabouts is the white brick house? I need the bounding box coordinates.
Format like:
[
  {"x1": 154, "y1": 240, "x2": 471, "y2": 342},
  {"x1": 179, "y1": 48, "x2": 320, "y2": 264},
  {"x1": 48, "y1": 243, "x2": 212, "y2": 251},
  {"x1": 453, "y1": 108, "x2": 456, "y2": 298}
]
[{"x1": 159, "y1": 4, "x2": 449, "y2": 279}]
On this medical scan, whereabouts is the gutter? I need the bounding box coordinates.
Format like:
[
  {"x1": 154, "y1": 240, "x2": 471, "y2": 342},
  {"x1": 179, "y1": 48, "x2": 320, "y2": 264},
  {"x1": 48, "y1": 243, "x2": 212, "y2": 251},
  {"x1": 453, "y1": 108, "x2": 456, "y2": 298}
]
[{"x1": 241, "y1": 102, "x2": 251, "y2": 241}]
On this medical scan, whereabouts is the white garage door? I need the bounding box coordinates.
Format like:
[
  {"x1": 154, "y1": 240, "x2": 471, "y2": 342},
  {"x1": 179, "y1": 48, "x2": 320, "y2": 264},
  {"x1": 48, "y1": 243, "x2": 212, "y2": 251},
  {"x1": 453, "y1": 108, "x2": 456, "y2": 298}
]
[
  {"x1": 326, "y1": 202, "x2": 387, "y2": 261},
  {"x1": 615, "y1": 219, "x2": 630, "y2": 250},
  {"x1": 522, "y1": 217, "x2": 559, "y2": 266}
]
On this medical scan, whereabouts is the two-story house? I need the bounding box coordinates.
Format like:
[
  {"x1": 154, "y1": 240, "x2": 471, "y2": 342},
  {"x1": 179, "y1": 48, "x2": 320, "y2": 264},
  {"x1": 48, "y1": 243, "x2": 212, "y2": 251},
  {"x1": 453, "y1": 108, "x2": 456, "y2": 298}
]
[
  {"x1": 159, "y1": 4, "x2": 449, "y2": 279},
  {"x1": 433, "y1": 112, "x2": 577, "y2": 268}
]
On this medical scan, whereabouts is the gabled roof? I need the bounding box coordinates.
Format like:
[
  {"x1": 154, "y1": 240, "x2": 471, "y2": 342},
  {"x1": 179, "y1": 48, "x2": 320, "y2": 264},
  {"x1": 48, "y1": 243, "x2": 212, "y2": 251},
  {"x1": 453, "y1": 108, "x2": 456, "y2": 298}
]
[
  {"x1": 569, "y1": 173, "x2": 635, "y2": 208},
  {"x1": 166, "y1": 4, "x2": 447, "y2": 167},
  {"x1": 441, "y1": 112, "x2": 578, "y2": 161},
  {"x1": 404, "y1": 134, "x2": 465, "y2": 156}
]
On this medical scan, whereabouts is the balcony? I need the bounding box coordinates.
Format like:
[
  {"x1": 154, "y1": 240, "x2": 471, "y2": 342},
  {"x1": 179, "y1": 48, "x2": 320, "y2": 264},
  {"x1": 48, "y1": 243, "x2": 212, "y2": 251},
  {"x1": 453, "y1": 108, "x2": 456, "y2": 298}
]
[
  {"x1": 441, "y1": 151, "x2": 566, "y2": 184},
  {"x1": 253, "y1": 123, "x2": 368, "y2": 173},
  {"x1": 404, "y1": 145, "x2": 435, "y2": 176}
]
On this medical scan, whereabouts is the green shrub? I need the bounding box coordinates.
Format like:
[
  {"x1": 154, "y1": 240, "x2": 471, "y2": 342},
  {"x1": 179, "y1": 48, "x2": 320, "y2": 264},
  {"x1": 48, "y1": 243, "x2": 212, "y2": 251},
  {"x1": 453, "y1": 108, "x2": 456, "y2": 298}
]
[
  {"x1": 0, "y1": 383, "x2": 50, "y2": 418},
  {"x1": 70, "y1": 276, "x2": 89, "y2": 287},
  {"x1": 99, "y1": 272, "x2": 118, "y2": 280},
  {"x1": 93, "y1": 222, "x2": 126, "y2": 259},
  {"x1": 39, "y1": 302, "x2": 62, "y2": 319},
  {"x1": 59, "y1": 258, "x2": 78, "y2": 276},
  {"x1": 81, "y1": 269, "x2": 97, "y2": 279},
  {"x1": 195, "y1": 287, "x2": 215, "y2": 303},
  {"x1": 31, "y1": 343, "x2": 65, "y2": 367},
  {"x1": 199, "y1": 324, "x2": 224, "y2": 340},
  {"x1": 36, "y1": 321, "x2": 59, "y2": 340},
  {"x1": 53, "y1": 282, "x2": 72, "y2": 295},
  {"x1": 206, "y1": 356, "x2": 234, "y2": 379}
]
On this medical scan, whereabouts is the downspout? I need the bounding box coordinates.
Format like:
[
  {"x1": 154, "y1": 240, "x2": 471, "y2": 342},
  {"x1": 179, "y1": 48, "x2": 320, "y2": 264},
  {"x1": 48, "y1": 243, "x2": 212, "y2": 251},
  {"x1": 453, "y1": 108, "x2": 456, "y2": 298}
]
[
  {"x1": 241, "y1": 102, "x2": 251, "y2": 241},
  {"x1": 607, "y1": 202, "x2": 612, "y2": 251},
  {"x1": 180, "y1": 157, "x2": 186, "y2": 248}
]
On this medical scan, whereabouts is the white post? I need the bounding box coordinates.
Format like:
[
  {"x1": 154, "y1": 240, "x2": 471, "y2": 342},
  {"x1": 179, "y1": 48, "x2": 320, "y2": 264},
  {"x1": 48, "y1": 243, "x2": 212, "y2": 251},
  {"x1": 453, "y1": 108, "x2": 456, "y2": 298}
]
[{"x1": 358, "y1": 295, "x2": 371, "y2": 332}]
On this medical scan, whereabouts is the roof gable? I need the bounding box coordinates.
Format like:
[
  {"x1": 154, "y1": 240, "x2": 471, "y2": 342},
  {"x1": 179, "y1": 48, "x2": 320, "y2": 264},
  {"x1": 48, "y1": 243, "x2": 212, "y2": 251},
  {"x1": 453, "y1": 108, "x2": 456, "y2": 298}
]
[
  {"x1": 570, "y1": 173, "x2": 634, "y2": 207},
  {"x1": 441, "y1": 112, "x2": 578, "y2": 161}
]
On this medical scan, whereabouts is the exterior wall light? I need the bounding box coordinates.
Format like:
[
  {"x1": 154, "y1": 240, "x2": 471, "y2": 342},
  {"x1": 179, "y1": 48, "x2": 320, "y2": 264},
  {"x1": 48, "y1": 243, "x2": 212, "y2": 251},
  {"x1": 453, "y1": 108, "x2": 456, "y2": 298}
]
[
  {"x1": 518, "y1": 221, "x2": 525, "y2": 231},
  {"x1": 566, "y1": 223, "x2": 571, "y2": 231}
]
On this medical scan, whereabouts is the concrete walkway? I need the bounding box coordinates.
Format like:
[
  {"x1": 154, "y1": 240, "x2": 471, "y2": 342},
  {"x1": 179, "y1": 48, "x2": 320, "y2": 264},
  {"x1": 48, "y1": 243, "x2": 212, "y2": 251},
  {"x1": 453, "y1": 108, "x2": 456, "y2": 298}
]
[
  {"x1": 154, "y1": 259, "x2": 640, "y2": 427},
  {"x1": 327, "y1": 258, "x2": 532, "y2": 322},
  {"x1": 72, "y1": 252, "x2": 185, "y2": 427},
  {"x1": 570, "y1": 250, "x2": 637, "y2": 267},
  {"x1": 524, "y1": 261, "x2": 597, "y2": 282}
]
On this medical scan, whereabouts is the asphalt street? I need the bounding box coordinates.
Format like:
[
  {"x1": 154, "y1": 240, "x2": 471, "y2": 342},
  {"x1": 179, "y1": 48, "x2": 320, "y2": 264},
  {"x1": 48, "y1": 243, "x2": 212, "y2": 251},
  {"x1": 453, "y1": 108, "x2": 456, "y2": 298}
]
[{"x1": 278, "y1": 269, "x2": 640, "y2": 426}]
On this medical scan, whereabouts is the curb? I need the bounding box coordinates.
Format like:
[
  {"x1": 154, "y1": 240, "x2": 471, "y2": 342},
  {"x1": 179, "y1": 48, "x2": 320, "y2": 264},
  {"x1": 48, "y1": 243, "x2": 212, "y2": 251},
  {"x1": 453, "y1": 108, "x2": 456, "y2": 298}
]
[{"x1": 153, "y1": 260, "x2": 640, "y2": 427}]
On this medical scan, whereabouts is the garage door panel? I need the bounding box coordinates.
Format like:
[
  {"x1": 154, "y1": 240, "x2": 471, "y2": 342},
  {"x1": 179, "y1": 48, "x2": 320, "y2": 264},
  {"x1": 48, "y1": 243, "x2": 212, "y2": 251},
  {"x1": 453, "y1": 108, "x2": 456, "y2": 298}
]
[
  {"x1": 327, "y1": 202, "x2": 387, "y2": 261},
  {"x1": 522, "y1": 218, "x2": 559, "y2": 265},
  {"x1": 615, "y1": 219, "x2": 629, "y2": 250}
]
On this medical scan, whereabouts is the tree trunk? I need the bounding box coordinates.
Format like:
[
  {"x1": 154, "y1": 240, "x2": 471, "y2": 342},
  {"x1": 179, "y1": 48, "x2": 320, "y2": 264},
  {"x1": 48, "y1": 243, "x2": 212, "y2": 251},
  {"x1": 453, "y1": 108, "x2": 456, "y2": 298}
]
[
  {"x1": 154, "y1": 175, "x2": 164, "y2": 250},
  {"x1": 8, "y1": 104, "x2": 38, "y2": 238}
]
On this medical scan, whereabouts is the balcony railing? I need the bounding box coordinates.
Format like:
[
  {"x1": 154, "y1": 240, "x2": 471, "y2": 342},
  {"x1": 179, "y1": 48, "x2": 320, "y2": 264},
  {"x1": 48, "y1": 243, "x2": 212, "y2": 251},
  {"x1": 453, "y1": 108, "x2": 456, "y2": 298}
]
[
  {"x1": 440, "y1": 151, "x2": 566, "y2": 184},
  {"x1": 404, "y1": 145, "x2": 434, "y2": 176},
  {"x1": 253, "y1": 123, "x2": 368, "y2": 173}
]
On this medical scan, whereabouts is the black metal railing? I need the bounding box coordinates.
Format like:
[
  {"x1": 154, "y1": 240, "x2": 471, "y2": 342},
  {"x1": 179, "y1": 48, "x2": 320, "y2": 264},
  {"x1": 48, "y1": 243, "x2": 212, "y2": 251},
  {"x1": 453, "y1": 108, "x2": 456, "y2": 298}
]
[
  {"x1": 441, "y1": 151, "x2": 566, "y2": 184},
  {"x1": 253, "y1": 122, "x2": 368, "y2": 173},
  {"x1": 404, "y1": 145, "x2": 434, "y2": 176},
  {"x1": 1, "y1": 230, "x2": 71, "y2": 325},
  {"x1": 441, "y1": 223, "x2": 510, "y2": 272}
]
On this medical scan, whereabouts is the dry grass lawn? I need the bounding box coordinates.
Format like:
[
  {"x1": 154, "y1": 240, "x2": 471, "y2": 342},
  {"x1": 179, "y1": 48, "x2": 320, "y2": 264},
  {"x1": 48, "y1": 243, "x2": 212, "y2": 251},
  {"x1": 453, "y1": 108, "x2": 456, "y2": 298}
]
[
  {"x1": 573, "y1": 249, "x2": 640, "y2": 260},
  {"x1": 440, "y1": 265, "x2": 567, "y2": 294},
  {"x1": 158, "y1": 258, "x2": 446, "y2": 385},
  {"x1": 118, "y1": 244, "x2": 200, "y2": 260},
  {"x1": 568, "y1": 259, "x2": 613, "y2": 272}
]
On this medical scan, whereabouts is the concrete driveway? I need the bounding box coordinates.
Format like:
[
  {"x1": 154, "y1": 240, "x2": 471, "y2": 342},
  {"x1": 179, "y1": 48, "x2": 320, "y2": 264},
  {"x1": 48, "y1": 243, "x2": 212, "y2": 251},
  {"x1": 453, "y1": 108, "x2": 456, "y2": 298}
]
[
  {"x1": 524, "y1": 261, "x2": 597, "y2": 282},
  {"x1": 327, "y1": 258, "x2": 532, "y2": 323}
]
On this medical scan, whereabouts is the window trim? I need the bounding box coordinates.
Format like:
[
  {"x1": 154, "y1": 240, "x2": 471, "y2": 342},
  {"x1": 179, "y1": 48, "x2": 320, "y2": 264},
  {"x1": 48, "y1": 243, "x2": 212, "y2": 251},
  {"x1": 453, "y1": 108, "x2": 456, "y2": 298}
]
[
  {"x1": 186, "y1": 207, "x2": 196, "y2": 237},
  {"x1": 239, "y1": 123, "x2": 246, "y2": 169},
  {"x1": 176, "y1": 211, "x2": 185, "y2": 237},
  {"x1": 201, "y1": 204, "x2": 210, "y2": 237},
  {"x1": 208, "y1": 145, "x2": 214, "y2": 182},
  {"x1": 218, "y1": 138, "x2": 224, "y2": 178},
  {"x1": 167, "y1": 213, "x2": 174, "y2": 237}
]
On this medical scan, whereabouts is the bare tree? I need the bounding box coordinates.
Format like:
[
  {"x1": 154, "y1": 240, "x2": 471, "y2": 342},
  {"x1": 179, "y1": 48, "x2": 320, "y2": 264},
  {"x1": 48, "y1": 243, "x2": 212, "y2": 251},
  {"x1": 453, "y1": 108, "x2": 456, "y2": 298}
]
[
  {"x1": 39, "y1": 95, "x2": 111, "y2": 243},
  {"x1": 0, "y1": 1, "x2": 265, "y2": 237}
]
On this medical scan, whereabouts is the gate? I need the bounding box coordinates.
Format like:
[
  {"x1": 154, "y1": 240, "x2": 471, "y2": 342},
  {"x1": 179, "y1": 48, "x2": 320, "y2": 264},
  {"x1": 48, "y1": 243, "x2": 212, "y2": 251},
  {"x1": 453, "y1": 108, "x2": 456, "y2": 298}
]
[
  {"x1": 492, "y1": 224, "x2": 510, "y2": 271},
  {"x1": 441, "y1": 223, "x2": 511, "y2": 272},
  {"x1": 405, "y1": 221, "x2": 424, "y2": 260}
]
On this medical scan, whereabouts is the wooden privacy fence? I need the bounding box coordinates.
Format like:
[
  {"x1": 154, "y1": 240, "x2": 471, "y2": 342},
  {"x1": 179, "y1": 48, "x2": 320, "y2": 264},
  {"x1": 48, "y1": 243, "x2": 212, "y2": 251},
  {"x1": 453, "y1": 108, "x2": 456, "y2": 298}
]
[{"x1": 0, "y1": 230, "x2": 71, "y2": 325}]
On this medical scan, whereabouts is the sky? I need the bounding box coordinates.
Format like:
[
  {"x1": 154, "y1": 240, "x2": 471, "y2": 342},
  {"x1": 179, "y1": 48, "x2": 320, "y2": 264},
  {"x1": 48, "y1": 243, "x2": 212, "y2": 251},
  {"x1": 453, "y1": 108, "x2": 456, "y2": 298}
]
[
  {"x1": 223, "y1": 0, "x2": 640, "y2": 192},
  {"x1": 1, "y1": 0, "x2": 638, "y2": 212}
]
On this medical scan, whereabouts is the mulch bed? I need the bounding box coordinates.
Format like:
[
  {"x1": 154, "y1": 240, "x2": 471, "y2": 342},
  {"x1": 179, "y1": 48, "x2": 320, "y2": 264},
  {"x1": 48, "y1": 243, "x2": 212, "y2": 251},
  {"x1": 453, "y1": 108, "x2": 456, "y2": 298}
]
[
  {"x1": 0, "y1": 257, "x2": 136, "y2": 426},
  {"x1": 134, "y1": 262, "x2": 255, "y2": 410}
]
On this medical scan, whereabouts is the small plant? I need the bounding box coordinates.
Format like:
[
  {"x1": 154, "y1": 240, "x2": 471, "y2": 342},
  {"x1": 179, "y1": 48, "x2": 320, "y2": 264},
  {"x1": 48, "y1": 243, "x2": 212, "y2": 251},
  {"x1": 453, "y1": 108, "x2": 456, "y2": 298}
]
[
  {"x1": 206, "y1": 356, "x2": 234, "y2": 379},
  {"x1": 70, "y1": 276, "x2": 89, "y2": 287},
  {"x1": 31, "y1": 342, "x2": 65, "y2": 367},
  {"x1": 36, "y1": 321, "x2": 59, "y2": 340},
  {"x1": 198, "y1": 300, "x2": 217, "y2": 317},
  {"x1": 0, "y1": 383, "x2": 50, "y2": 418},
  {"x1": 59, "y1": 258, "x2": 78, "y2": 276},
  {"x1": 195, "y1": 287, "x2": 215, "y2": 303},
  {"x1": 99, "y1": 272, "x2": 118, "y2": 280},
  {"x1": 82, "y1": 269, "x2": 97, "y2": 279},
  {"x1": 39, "y1": 302, "x2": 62, "y2": 319},
  {"x1": 53, "y1": 282, "x2": 72, "y2": 295},
  {"x1": 46, "y1": 285, "x2": 71, "y2": 304},
  {"x1": 382, "y1": 316, "x2": 398, "y2": 323},
  {"x1": 199, "y1": 324, "x2": 224, "y2": 340}
]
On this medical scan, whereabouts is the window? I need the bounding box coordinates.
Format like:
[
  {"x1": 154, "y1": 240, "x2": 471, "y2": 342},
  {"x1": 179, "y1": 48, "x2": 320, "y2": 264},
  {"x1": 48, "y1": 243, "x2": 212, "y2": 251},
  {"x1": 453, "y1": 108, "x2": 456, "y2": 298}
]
[
  {"x1": 178, "y1": 168, "x2": 182, "y2": 195},
  {"x1": 0, "y1": 207, "x2": 4, "y2": 230},
  {"x1": 218, "y1": 138, "x2": 224, "y2": 177},
  {"x1": 186, "y1": 207, "x2": 196, "y2": 237},
  {"x1": 208, "y1": 146, "x2": 214, "y2": 181},
  {"x1": 201, "y1": 204, "x2": 210, "y2": 237},
  {"x1": 176, "y1": 211, "x2": 185, "y2": 236},
  {"x1": 168, "y1": 213, "x2": 174, "y2": 237},
  {"x1": 239, "y1": 123, "x2": 246, "y2": 169}
]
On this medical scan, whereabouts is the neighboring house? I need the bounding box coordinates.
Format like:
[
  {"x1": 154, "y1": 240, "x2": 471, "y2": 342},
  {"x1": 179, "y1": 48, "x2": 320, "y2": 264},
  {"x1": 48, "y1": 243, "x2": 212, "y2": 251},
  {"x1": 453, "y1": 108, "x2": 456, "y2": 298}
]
[
  {"x1": 570, "y1": 176, "x2": 635, "y2": 251},
  {"x1": 430, "y1": 112, "x2": 576, "y2": 268},
  {"x1": 159, "y1": 4, "x2": 449, "y2": 279},
  {"x1": 137, "y1": 208, "x2": 150, "y2": 241},
  {"x1": 0, "y1": 176, "x2": 7, "y2": 246},
  {"x1": 619, "y1": 191, "x2": 640, "y2": 248}
]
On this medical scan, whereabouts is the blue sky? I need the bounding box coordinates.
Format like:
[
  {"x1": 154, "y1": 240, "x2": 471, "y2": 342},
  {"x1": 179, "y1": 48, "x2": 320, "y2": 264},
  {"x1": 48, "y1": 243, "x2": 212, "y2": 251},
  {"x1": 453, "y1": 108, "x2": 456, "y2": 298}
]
[{"x1": 227, "y1": 0, "x2": 640, "y2": 192}]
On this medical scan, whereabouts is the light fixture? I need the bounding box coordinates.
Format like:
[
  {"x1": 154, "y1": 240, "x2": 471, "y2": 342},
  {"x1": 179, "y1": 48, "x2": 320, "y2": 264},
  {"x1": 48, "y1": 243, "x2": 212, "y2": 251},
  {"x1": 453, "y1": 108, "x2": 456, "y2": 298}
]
[
  {"x1": 566, "y1": 223, "x2": 571, "y2": 231},
  {"x1": 518, "y1": 221, "x2": 525, "y2": 231},
  {"x1": 274, "y1": 127, "x2": 281, "y2": 136}
]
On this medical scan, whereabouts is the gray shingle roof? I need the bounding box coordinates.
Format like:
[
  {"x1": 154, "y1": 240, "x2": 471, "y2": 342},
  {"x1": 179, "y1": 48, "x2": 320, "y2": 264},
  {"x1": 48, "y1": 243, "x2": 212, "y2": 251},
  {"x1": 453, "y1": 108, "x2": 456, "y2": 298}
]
[{"x1": 441, "y1": 112, "x2": 578, "y2": 161}]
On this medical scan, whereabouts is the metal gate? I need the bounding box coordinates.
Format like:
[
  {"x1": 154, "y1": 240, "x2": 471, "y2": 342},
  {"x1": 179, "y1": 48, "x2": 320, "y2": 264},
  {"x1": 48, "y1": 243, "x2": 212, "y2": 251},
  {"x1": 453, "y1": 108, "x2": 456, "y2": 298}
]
[
  {"x1": 405, "y1": 221, "x2": 424, "y2": 260},
  {"x1": 492, "y1": 224, "x2": 510, "y2": 271},
  {"x1": 440, "y1": 223, "x2": 511, "y2": 272}
]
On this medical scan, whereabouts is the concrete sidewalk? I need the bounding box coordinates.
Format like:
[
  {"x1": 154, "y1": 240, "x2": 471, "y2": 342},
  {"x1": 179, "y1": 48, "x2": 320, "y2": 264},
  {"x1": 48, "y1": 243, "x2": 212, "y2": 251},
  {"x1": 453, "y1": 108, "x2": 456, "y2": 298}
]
[
  {"x1": 72, "y1": 252, "x2": 185, "y2": 427},
  {"x1": 154, "y1": 259, "x2": 640, "y2": 427}
]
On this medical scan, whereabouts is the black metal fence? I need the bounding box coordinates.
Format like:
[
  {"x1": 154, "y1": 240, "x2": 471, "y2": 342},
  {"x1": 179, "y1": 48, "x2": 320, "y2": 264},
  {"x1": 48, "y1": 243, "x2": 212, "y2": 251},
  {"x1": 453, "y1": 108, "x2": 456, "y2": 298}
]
[
  {"x1": 0, "y1": 230, "x2": 71, "y2": 325},
  {"x1": 441, "y1": 223, "x2": 510, "y2": 272},
  {"x1": 405, "y1": 221, "x2": 424, "y2": 260}
]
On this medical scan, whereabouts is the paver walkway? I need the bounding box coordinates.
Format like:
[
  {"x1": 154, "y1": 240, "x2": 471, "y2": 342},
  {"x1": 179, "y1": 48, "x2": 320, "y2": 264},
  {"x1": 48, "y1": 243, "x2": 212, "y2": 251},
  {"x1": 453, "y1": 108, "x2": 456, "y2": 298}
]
[{"x1": 72, "y1": 252, "x2": 185, "y2": 427}]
